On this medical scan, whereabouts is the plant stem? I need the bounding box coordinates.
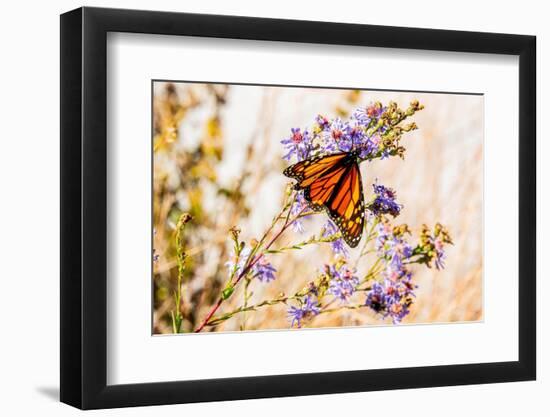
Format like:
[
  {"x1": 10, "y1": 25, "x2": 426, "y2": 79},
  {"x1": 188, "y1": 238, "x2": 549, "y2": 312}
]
[
  {"x1": 266, "y1": 234, "x2": 339, "y2": 254},
  {"x1": 319, "y1": 304, "x2": 367, "y2": 315},
  {"x1": 194, "y1": 297, "x2": 223, "y2": 332},
  {"x1": 194, "y1": 197, "x2": 307, "y2": 332},
  {"x1": 172, "y1": 213, "x2": 191, "y2": 333},
  {"x1": 241, "y1": 277, "x2": 251, "y2": 330},
  {"x1": 361, "y1": 257, "x2": 383, "y2": 284},
  {"x1": 207, "y1": 292, "x2": 306, "y2": 327}
]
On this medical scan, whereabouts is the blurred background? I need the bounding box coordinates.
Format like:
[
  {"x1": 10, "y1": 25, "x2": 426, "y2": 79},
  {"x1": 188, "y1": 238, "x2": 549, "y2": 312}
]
[{"x1": 152, "y1": 81, "x2": 483, "y2": 334}]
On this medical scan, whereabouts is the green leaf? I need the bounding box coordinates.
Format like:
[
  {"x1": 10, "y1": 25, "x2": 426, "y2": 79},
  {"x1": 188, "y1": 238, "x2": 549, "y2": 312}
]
[{"x1": 222, "y1": 285, "x2": 235, "y2": 300}]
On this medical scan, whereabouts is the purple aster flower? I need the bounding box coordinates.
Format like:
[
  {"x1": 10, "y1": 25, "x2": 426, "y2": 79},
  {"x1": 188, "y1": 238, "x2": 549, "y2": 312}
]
[
  {"x1": 365, "y1": 282, "x2": 388, "y2": 313},
  {"x1": 315, "y1": 114, "x2": 331, "y2": 131},
  {"x1": 327, "y1": 264, "x2": 359, "y2": 302},
  {"x1": 319, "y1": 136, "x2": 339, "y2": 154},
  {"x1": 225, "y1": 246, "x2": 251, "y2": 277},
  {"x1": 281, "y1": 127, "x2": 312, "y2": 161},
  {"x1": 368, "y1": 182, "x2": 402, "y2": 217},
  {"x1": 380, "y1": 149, "x2": 391, "y2": 160},
  {"x1": 386, "y1": 297, "x2": 411, "y2": 323},
  {"x1": 288, "y1": 296, "x2": 321, "y2": 328},
  {"x1": 326, "y1": 117, "x2": 353, "y2": 152},
  {"x1": 385, "y1": 273, "x2": 416, "y2": 323},
  {"x1": 375, "y1": 222, "x2": 413, "y2": 271},
  {"x1": 365, "y1": 270, "x2": 416, "y2": 324},
  {"x1": 329, "y1": 238, "x2": 349, "y2": 257},
  {"x1": 252, "y1": 255, "x2": 277, "y2": 283},
  {"x1": 346, "y1": 119, "x2": 366, "y2": 147},
  {"x1": 433, "y1": 238, "x2": 446, "y2": 270},
  {"x1": 387, "y1": 236, "x2": 413, "y2": 270},
  {"x1": 322, "y1": 220, "x2": 349, "y2": 257},
  {"x1": 290, "y1": 192, "x2": 311, "y2": 234},
  {"x1": 374, "y1": 222, "x2": 393, "y2": 251},
  {"x1": 358, "y1": 134, "x2": 380, "y2": 159},
  {"x1": 329, "y1": 117, "x2": 347, "y2": 141},
  {"x1": 384, "y1": 264, "x2": 412, "y2": 284},
  {"x1": 353, "y1": 103, "x2": 385, "y2": 126}
]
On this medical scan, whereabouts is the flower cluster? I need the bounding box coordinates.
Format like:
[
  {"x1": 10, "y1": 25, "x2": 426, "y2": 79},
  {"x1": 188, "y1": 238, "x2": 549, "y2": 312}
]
[
  {"x1": 367, "y1": 182, "x2": 402, "y2": 217},
  {"x1": 363, "y1": 220, "x2": 453, "y2": 323},
  {"x1": 281, "y1": 127, "x2": 313, "y2": 161},
  {"x1": 375, "y1": 222, "x2": 414, "y2": 270},
  {"x1": 365, "y1": 273, "x2": 416, "y2": 324},
  {"x1": 366, "y1": 221, "x2": 417, "y2": 323},
  {"x1": 281, "y1": 100, "x2": 423, "y2": 163},
  {"x1": 353, "y1": 101, "x2": 385, "y2": 125},
  {"x1": 417, "y1": 223, "x2": 454, "y2": 269},
  {"x1": 285, "y1": 259, "x2": 360, "y2": 327},
  {"x1": 326, "y1": 262, "x2": 360, "y2": 302},
  {"x1": 322, "y1": 220, "x2": 349, "y2": 257},
  {"x1": 225, "y1": 245, "x2": 277, "y2": 283},
  {"x1": 288, "y1": 296, "x2": 321, "y2": 328},
  {"x1": 252, "y1": 255, "x2": 277, "y2": 283}
]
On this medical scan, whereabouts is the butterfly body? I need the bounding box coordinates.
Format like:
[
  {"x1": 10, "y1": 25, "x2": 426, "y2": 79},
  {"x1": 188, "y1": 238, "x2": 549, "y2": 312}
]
[{"x1": 284, "y1": 152, "x2": 365, "y2": 248}]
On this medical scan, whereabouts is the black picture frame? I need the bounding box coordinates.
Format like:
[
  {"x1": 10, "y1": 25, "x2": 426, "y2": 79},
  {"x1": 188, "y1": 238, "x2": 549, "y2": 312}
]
[{"x1": 60, "y1": 6, "x2": 536, "y2": 410}]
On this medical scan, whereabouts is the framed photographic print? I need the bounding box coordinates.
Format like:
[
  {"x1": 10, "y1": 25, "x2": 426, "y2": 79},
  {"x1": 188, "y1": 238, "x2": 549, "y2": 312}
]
[{"x1": 60, "y1": 6, "x2": 536, "y2": 410}]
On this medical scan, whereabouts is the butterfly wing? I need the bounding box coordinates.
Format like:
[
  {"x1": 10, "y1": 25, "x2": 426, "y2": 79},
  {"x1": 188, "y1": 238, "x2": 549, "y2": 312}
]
[
  {"x1": 324, "y1": 162, "x2": 365, "y2": 247},
  {"x1": 284, "y1": 153, "x2": 349, "y2": 210},
  {"x1": 284, "y1": 153, "x2": 365, "y2": 247},
  {"x1": 283, "y1": 153, "x2": 348, "y2": 186}
]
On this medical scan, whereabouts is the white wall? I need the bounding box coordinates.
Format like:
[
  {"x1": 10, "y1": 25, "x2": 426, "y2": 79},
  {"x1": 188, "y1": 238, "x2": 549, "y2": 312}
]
[{"x1": 0, "y1": 0, "x2": 544, "y2": 415}]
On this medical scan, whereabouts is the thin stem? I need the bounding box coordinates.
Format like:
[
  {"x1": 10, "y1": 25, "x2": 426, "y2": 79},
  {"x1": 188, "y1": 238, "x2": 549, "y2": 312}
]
[
  {"x1": 170, "y1": 311, "x2": 177, "y2": 334},
  {"x1": 194, "y1": 195, "x2": 308, "y2": 332},
  {"x1": 207, "y1": 292, "x2": 306, "y2": 327},
  {"x1": 319, "y1": 304, "x2": 367, "y2": 315},
  {"x1": 354, "y1": 218, "x2": 378, "y2": 268},
  {"x1": 172, "y1": 213, "x2": 191, "y2": 333},
  {"x1": 266, "y1": 229, "x2": 340, "y2": 254},
  {"x1": 241, "y1": 278, "x2": 252, "y2": 330},
  {"x1": 361, "y1": 257, "x2": 384, "y2": 284},
  {"x1": 194, "y1": 297, "x2": 224, "y2": 333}
]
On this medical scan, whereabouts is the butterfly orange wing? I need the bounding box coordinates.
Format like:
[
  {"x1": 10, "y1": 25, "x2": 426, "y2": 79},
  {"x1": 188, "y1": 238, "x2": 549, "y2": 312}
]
[{"x1": 284, "y1": 153, "x2": 365, "y2": 247}]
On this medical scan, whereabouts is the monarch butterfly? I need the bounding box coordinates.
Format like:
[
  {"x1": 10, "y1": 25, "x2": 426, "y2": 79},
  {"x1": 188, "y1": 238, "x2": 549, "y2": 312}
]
[{"x1": 284, "y1": 151, "x2": 365, "y2": 248}]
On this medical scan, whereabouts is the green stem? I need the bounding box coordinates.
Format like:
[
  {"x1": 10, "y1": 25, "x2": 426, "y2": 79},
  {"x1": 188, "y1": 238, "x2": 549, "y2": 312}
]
[
  {"x1": 241, "y1": 277, "x2": 252, "y2": 330},
  {"x1": 266, "y1": 234, "x2": 338, "y2": 254},
  {"x1": 207, "y1": 292, "x2": 306, "y2": 327},
  {"x1": 319, "y1": 303, "x2": 367, "y2": 315},
  {"x1": 172, "y1": 213, "x2": 191, "y2": 333},
  {"x1": 362, "y1": 257, "x2": 384, "y2": 284}
]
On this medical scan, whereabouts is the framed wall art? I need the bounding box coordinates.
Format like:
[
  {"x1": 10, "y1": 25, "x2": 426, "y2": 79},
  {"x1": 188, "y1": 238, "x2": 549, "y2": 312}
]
[{"x1": 60, "y1": 6, "x2": 536, "y2": 409}]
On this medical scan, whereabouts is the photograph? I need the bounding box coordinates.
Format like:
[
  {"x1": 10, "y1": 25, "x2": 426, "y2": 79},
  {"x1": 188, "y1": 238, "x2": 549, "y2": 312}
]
[
  {"x1": 152, "y1": 81, "x2": 483, "y2": 334},
  {"x1": 1, "y1": 1, "x2": 540, "y2": 415}
]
